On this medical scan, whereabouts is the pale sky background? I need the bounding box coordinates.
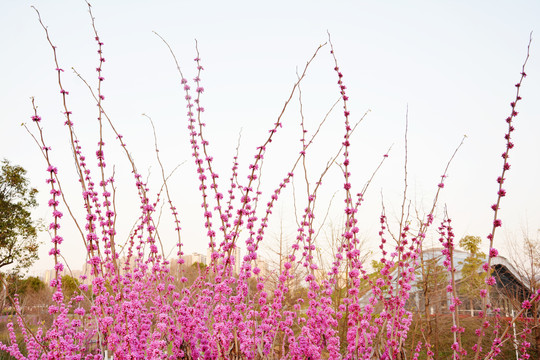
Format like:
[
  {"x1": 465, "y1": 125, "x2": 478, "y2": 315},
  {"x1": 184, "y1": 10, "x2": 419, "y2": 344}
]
[{"x1": 1, "y1": 1, "x2": 539, "y2": 276}]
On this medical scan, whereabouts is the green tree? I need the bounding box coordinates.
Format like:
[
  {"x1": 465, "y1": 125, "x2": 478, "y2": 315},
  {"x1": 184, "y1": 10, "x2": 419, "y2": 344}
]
[
  {"x1": 0, "y1": 159, "x2": 39, "y2": 272},
  {"x1": 458, "y1": 235, "x2": 486, "y2": 314},
  {"x1": 61, "y1": 274, "x2": 81, "y2": 301},
  {"x1": 5, "y1": 274, "x2": 47, "y2": 303},
  {"x1": 1, "y1": 274, "x2": 48, "y2": 314}
]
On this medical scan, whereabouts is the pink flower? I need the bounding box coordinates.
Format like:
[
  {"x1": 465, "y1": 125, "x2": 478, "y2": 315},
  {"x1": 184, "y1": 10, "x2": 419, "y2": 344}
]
[
  {"x1": 47, "y1": 165, "x2": 58, "y2": 174},
  {"x1": 51, "y1": 236, "x2": 63, "y2": 244}
]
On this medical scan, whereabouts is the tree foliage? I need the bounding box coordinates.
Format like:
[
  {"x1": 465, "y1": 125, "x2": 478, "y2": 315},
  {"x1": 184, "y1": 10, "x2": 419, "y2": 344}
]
[
  {"x1": 458, "y1": 235, "x2": 486, "y2": 311},
  {"x1": 0, "y1": 159, "x2": 39, "y2": 272},
  {"x1": 6, "y1": 275, "x2": 46, "y2": 299},
  {"x1": 61, "y1": 274, "x2": 81, "y2": 301}
]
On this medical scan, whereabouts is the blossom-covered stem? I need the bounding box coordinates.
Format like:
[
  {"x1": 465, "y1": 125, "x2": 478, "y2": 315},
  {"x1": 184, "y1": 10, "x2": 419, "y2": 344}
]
[
  {"x1": 86, "y1": 1, "x2": 120, "y2": 276},
  {"x1": 1, "y1": 296, "x2": 48, "y2": 357},
  {"x1": 192, "y1": 42, "x2": 230, "y2": 241},
  {"x1": 438, "y1": 215, "x2": 465, "y2": 359},
  {"x1": 32, "y1": 7, "x2": 105, "y2": 278},
  {"x1": 144, "y1": 114, "x2": 185, "y2": 277},
  {"x1": 248, "y1": 99, "x2": 343, "y2": 290},
  {"x1": 226, "y1": 43, "x2": 326, "y2": 247},
  {"x1": 151, "y1": 33, "x2": 222, "y2": 270},
  {"x1": 224, "y1": 131, "x2": 242, "y2": 231},
  {"x1": 72, "y1": 67, "x2": 159, "y2": 271},
  {"x1": 257, "y1": 99, "x2": 366, "y2": 357},
  {"x1": 473, "y1": 35, "x2": 532, "y2": 360},
  {"x1": 28, "y1": 100, "x2": 75, "y2": 356},
  {"x1": 27, "y1": 108, "x2": 97, "y2": 357},
  {"x1": 484, "y1": 292, "x2": 540, "y2": 359},
  {"x1": 327, "y1": 32, "x2": 355, "y2": 259},
  {"x1": 28, "y1": 101, "x2": 62, "y2": 284}
]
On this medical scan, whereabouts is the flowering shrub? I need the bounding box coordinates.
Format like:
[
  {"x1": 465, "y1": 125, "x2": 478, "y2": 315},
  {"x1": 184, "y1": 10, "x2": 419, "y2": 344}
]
[{"x1": 0, "y1": 3, "x2": 537, "y2": 360}]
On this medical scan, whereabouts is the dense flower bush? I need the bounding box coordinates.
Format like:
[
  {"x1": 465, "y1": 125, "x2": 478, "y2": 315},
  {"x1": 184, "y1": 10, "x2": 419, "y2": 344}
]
[{"x1": 1, "y1": 3, "x2": 537, "y2": 360}]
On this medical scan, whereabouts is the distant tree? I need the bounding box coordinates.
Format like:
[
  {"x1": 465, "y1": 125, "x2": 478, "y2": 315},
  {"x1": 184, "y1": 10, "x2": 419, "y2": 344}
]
[
  {"x1": 176, "y1": 262, "x2": 208, "y2": 287},
  {"x1": 458, "y1": 235, "x2": 486, "y2": 314},
  {"x1": 61, "y1": 274, "x2": 81, "y2": 301},
  {"x1": 8, "y1": 275, "x2": 46, "y2": 297},
  {"x1": 0, "y1": 159, "x2": 40, "y2": 272},
  {"x1": 1, "y1": 274, "x2": 48, "y2": 315}
]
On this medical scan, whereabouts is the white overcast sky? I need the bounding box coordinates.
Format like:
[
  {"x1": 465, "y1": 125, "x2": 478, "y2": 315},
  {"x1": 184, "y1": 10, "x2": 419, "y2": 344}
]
[{"x1": 1, "y1": 0, "x2": 540, "y2": 274}]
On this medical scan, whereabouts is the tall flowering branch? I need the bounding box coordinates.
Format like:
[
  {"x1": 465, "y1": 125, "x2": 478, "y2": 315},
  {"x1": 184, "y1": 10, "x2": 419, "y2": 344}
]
[
  {"x1": 152, "y1": 33, "x2": 228, "y2": 276},
  {"x1": 438, "y1": 214, "x2": 466, "y2": 359},
  {"x1": 473, "y1": 34, "x2": 533, "y2": 360},
  {"x1": 85, "y1": 0, "x2": 120, "y2": 276},
  {"x1": 32, "y1": 6, "x2": 107, "y2": 280},
  {"x1": 144, "y1": 113, "x2": 185, "y2": 275}
]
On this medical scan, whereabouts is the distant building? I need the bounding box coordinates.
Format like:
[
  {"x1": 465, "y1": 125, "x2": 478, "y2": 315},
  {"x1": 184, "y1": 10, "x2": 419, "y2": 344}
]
[
  {"x1": 42, "y1": 269, "x2": 56, "y2": 285},
  {"x1": 361, "y1": 248, "x2": 533, "y2": 317},
  {"x1": 253, "y1": 258, "x2": 271, "y2": 279},
  {"x1": 207, "y1": 247, "x2": 241, "y2": 275},
  {"x1": 42, "y1": 267, "x2": 84, "y2": 284},
  {"x1": 183, "y1": 252, "x2": 207, "y2": 267}
]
